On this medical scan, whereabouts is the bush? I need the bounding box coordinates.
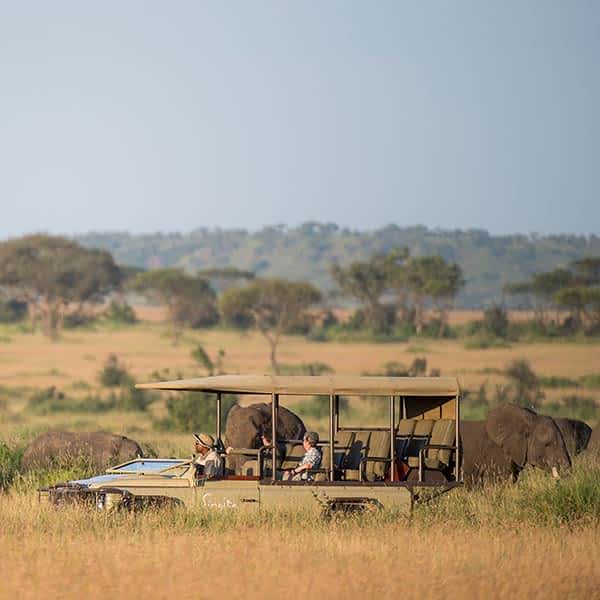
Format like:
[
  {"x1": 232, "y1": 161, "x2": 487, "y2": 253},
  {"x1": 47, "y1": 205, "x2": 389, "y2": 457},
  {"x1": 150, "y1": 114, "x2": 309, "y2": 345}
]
[
  {"x1": 545, "y1": 395, "x2": 600, "y2": 422},
  {"x1": 278, "y1": 362, "x2": 335, "y2": 376},
  {"x1": 108, "y1": 385, "x2": 156, "y2": 412},
  {"x1": 295, "y1": 395, "x2": 348, "y2": 420},
  {"x1": 155, "y1": 392, "x2": 238, "y2": 432},
  {"x1": 482, "y1": 305, "x2": 509, "y2": 338},
  {"x1": 505, "y1": 359, "x2": 545, "y2": 409},
  {"x1": 104, "y1": 300, "x2": 137, "y2": 324},
  {"x1": 0, "y1": 441, "x2": 23, "y2": 490},
  {"x1": 0, "y1": 299, "x2": 27, "y2": 324},
  {"x1": 98, "y1": 354, "x2": 133, "y2": 387},
  {"x1": 191, "y1": 344, "x2": 225, "y2": 375},
  {"x1": 63, "y1": 310, "x2": 97, "y2": 329}
]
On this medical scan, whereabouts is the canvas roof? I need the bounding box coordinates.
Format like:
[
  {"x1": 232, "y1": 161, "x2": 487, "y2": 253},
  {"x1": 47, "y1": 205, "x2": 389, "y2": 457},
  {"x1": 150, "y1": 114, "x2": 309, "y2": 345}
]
[{"x1": 136, "y1": 375, "x2": 460, "y2": 397}]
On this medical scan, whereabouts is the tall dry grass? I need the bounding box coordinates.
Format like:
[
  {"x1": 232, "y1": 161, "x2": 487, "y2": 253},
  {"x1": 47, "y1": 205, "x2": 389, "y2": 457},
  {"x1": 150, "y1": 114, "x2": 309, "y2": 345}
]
[{"x1": 1, "y1": 459, "x2": 599, "y2": 599}]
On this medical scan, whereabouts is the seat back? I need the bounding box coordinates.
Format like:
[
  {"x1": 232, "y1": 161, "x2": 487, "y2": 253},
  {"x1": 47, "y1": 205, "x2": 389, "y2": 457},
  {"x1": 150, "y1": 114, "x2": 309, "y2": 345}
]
[
  {"x1": 364, "y1": 430, "x2": 391, "y2": 481},
  {"x1": 313, "y1": 445, "x2": 330, "y2": 482},
  {"x1": 425, "y1": 419, "x2": 456, "y2": 468},
  {"x1": 280, "y1": 441, "x2": 305, "y2": 470},
  {"x1": 395, "y1": 419, "x2": 416, "y2": 461},
  {"x1": 405, "y1": 419, "x2": 434, "y2": 464},
  {"x1": 343, "y1": 431, "x2": 371, "y2": 481}
]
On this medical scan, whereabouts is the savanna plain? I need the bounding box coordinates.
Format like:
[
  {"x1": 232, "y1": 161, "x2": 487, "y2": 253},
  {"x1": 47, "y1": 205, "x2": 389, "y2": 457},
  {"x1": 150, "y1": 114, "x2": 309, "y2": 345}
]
[{"x1": 1, "y1": 309, "x2": 599, "y2": 599}]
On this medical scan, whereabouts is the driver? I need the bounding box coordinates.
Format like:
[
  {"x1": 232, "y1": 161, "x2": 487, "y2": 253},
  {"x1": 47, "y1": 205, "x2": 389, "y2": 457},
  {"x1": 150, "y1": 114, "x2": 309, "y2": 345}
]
[{"x1": 193, "y1": 432, "x2": 224, "y2": 479}]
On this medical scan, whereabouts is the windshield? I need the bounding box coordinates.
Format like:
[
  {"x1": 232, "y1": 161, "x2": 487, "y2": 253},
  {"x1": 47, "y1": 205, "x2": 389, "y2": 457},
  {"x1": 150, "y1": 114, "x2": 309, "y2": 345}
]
[{"x1": 108, "y1": 459, "x2": 187, "y2": 473}]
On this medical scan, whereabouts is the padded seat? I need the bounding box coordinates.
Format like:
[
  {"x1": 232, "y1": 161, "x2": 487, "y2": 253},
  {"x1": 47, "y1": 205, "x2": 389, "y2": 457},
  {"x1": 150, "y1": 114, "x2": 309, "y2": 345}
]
[
  {"x1": 280, "y1": 441, "x2": 305, "y2": 471},
  {"x1": 363, "y1": 430, "x2": 391, "y2": 481},
  {"x1": 406, "y1": 420, "x2": 434, "y2": 468},
  {"x1": 424, "y1": 419, "x2": 456, "y2": 469},
  {"x1": 395, "y1": 419, "x2": 416, "y2": 462},
  {"x1": 343, "y1": 431, "x2": 371, "y2": 481}
]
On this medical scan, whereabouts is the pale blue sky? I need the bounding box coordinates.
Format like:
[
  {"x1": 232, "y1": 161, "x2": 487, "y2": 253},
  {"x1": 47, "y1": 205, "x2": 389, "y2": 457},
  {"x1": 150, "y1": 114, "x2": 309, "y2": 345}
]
[{"x1": 1, "y1": 1, "x2": 599, "y2": 238}]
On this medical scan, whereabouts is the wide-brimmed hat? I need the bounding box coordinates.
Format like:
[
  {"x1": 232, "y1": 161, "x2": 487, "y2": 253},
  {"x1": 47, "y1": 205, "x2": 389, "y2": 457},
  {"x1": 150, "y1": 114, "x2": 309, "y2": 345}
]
[{"x1": 193, "y1": 432, "x2": 215, "y2": 449}]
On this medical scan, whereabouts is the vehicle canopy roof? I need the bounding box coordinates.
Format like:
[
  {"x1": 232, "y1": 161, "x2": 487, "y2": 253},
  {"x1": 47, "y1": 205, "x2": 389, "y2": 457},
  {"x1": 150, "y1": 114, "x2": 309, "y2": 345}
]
[{"x1": 136, "y1": 374, "x2": 460, "y2": 397}]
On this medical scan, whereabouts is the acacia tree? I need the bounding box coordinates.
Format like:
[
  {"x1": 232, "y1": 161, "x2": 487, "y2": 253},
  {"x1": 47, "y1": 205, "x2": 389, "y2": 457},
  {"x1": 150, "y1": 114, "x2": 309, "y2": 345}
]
[
  {"x1": 330, "y1": 251, "x2": 404, "y2": 333},
  {"x1": 399, "y1": 256, "x2": 463, "y2": 336},
  {"x1": 0, "y1": 235, "x2": 122, "y2": 338},
  {"x1": 131, "y1": 269, "x2": 219, "y2": 343},
  {"x1": 220, "y1": 278, "x2": 321, "y2": 373}
]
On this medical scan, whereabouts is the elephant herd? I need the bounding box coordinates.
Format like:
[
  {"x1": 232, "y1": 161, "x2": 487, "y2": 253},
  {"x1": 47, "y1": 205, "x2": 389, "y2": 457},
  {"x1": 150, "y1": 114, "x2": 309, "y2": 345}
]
[{"x1": 19, "y1": 402, "x2": 600, "y2": 487}]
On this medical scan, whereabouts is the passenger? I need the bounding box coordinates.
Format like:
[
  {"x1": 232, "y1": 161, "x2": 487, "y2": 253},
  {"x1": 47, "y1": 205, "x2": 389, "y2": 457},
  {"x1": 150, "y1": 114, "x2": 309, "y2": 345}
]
[
  {"x1": 259, "y1": 430, "x2": 285, "y2": 478},
  {"x1": 282, "y1": 431, "x2": 322, "y2": 481},
  {"x1": 193, "y1": 432, "x2": 224, "y2": 479}
]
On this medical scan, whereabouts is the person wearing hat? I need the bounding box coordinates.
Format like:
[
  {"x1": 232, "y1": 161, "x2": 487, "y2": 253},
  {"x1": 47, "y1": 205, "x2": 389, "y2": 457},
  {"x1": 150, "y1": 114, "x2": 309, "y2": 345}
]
[
  {"x1": 282, "y1": 431, "x2": 322, "y2": 481},
  {"x1": 193, "y1": 432, "x2": 224, "y2": 479}
]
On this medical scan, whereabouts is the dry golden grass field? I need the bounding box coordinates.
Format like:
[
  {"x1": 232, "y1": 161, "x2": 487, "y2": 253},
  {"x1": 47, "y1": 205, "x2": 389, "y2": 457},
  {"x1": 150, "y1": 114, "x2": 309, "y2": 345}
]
[{"x1": 1, "y1": 309, "x2": 599, "y2": 599}]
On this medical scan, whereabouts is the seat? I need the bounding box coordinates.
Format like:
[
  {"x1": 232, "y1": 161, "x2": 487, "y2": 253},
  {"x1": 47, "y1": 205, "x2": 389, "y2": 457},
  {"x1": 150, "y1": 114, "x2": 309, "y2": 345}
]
[
  {"x1": 423, "y1": 419, "x2": 456, "y2": 469},
  {"x1": 406, "y1": 420, "x2": 434, "y2": 468},
  {"x1": 343, "y1": 431, "x2": 371, "y2": 481},
  {"x1": 362, "y1": 430, "x2": 391, "y2": 481},
  {"x1": 313, "y1": 445, "x2": 329, "y2": 482},
  {"x1": 280, "y1": 441, "x2": 305, "y2": 471},
  {"x1": 334, "y1": 430, "x2": 355, "y2": 471},
  {"x1": 395, "y1": 419, "x2": 416, "y2": 462}
]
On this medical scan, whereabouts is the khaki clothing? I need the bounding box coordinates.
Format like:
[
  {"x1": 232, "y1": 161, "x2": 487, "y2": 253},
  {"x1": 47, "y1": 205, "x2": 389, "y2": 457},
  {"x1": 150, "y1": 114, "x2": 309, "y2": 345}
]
[{"x1": 194, "y1": 449, "x2": 224, "y2": 478}]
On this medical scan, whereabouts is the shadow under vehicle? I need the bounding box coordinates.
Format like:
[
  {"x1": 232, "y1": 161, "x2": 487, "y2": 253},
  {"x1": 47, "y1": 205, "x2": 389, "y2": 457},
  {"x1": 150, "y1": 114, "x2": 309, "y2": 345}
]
[{"x1": 40, "y1": 375, "x2": 462, "y2": 516}]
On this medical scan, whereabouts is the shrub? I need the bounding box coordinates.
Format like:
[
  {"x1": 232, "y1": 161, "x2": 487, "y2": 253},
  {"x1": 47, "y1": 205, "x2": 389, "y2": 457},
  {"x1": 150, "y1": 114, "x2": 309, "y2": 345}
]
[
  {"x1": 98, "y1": 354, "x2": 133, "y2": 387},
  {"x1": 278, "y1": 362, "x2": 335, "y2": 376},
  {"x1": 191, "y1": 344, "x2": 225, "y2": 375},
  {"x1": 155, "y1": 393, "x2": 238, "y2": 432},
  {"x1": 482, "y1": 305, "x2": 509, "y2": 338},
  {"x1": 580, "y1": 373, "x2": 600, "y2": 389},
  {"x1": 505, "y1": 359, "x2": 545, "y2": 409},
  {"x1": 0, "y1": 299, "x2": 27, "y2": 323},
  {"x1": 63, "y1": 310, "x2": 97, "y2": 329},
  {"x1": 104, "y1": 300, "x2": 137, "y2": 324},
  {"x1": 0, "y1": 441, "x2": 23, "y2": 490},
  {"x1": 295, "y1": 395, "x2": 348, "y2": 420}
]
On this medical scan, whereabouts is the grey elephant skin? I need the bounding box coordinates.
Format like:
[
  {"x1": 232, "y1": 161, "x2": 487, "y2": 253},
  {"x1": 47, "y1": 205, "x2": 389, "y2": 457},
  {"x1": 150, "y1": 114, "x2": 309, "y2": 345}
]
[
  {"x1": 554, "y1": 418, "x2": 592, "y2": 457},
  {"x1": 22, "y1": 431, "x2": 143, "y2": 471},
  {"x1": 461, "y1": 404, "x2": 571, "y2": 486},
  {"x1": 585, "y1": 426, "x2": 600, "y2": 457},
  {"x1": 224, "y1": 402, "x2": 306, "y2": 471}
]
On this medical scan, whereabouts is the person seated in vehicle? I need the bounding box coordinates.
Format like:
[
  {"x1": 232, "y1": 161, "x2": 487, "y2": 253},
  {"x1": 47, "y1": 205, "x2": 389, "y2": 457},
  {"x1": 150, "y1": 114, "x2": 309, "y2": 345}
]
[
  {"x1": 259, "y1": 429, "x2": 286, "y2": 478},
  {"x1": 193, "y1": 432, "x2": 224, "y2": 479},
  {"x1": 282, "y1": 431, "x2": 322, "y2": 481}
]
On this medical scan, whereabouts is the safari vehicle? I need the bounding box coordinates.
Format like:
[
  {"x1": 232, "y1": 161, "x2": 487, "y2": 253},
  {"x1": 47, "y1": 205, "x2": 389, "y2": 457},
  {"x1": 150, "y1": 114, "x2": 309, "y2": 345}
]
[{"x1": 40, "y1": 375, "x2": 462, "y2": 516}]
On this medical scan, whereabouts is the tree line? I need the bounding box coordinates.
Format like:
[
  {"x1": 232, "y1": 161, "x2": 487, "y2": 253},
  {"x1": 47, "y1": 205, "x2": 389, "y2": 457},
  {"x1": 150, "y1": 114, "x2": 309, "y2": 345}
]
[{"x1": 0, "y1": 234, "x2": 598, "y2": 372}]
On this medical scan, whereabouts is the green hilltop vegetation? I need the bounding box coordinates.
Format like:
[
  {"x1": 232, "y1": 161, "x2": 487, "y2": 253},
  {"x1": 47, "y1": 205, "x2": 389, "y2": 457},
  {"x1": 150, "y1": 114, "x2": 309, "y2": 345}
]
[{"x1": 76, "y1": 224, "x2": 600, "y2": 307}]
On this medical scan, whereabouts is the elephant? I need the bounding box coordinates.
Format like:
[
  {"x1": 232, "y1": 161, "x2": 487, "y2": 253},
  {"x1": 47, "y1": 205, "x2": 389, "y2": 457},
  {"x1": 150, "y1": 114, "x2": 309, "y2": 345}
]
[
  {"x1": 21, "y1": 431, "x2": 144, "y2": 471},
  {"x1": 224, "y1": 402, "x2": 306, "y2": 472},
  {"x1": 461, "y1": 404, "x2": 571, "y2": 486},
  {"x1": 554, "y1": 418, "x2": 592, "y2": 458},
  {"x1": 584, "y1": 426, "x2": 600, "y2": 457}
]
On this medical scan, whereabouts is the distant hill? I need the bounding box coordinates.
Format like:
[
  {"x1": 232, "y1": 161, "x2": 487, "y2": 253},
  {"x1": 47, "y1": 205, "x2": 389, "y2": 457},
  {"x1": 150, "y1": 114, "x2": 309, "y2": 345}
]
[{"x1": 76, "y1": 224, "x2": 600, "y2": 307}]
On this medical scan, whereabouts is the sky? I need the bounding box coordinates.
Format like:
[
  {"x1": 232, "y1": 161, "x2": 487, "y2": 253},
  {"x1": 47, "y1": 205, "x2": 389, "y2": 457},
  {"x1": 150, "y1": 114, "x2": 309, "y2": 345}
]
[{"x1": 0, "y1": 1, "x2": 599, "y2": 238}]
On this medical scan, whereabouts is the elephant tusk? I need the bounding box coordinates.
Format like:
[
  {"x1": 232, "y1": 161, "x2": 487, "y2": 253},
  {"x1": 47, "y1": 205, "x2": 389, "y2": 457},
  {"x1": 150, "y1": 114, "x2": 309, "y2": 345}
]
[{"x1": 551, "y1": 466, "x2": 560, "y2": 480}]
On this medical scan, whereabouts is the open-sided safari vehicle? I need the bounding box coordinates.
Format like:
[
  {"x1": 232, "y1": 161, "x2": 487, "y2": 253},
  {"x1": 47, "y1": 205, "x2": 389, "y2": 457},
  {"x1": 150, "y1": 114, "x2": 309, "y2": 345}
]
[{"x1": 40, "y1": 375, "x2": 462, "y2": 516}]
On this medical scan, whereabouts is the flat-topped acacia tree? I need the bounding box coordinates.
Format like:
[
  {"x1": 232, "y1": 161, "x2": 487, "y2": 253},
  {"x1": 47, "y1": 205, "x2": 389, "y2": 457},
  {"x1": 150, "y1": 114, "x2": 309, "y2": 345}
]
[
  {"x1": 220, "y1": 278, "x2": 322, "y2": 374},
  {"x1": 0, "y1": 234, "x2": 122, "y2": 338}
]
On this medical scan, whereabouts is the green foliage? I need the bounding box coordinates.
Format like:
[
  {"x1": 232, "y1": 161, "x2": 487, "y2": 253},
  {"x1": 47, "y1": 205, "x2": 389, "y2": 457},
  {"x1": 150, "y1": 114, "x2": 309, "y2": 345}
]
[
  {"x1": 190, "y1": 343, "x2": 225, "y2": 375},
  {"x1": 155, "y1": 392, "x2": 238, "y2": 432},
  {"x1": 544, "y1": 395, "x2": 600, "y2": 422},
  {"x1": 538, "y1": 375, "x2": 579, "y2": 388},
  {"x1": 278, "y1": 362, "x2": 335, "y2": 376},
  {"x1": 580, "y1": 373, "x2": 600, "y2": 389},
  {"x1": 295, "y1": 395, "x2": 348, "y2": 420},
  {"x1": 0, "y1": 234, "x2": 122, "y2": 338},
  {"x1": 0, "y1": 299, "x2": 27, "y2": 323},
  {"x1": 104, "y1": 300, "x2": 137, "y2": 324},
  {"x1": 482, "y1": 304, "x2": 509, "y2": 338},
  {"x1": 0, "y1": 441, "x2": 23, "y2": 490},
  {"x1": 98, "y1": 354, "x2": 133, "y2": 387},
  {"x1": 131, "y1": 269, "x2": 219, "y2": 340},
  {"x1": 220, "y1": 278, "x2": 321, "y2": 372}
]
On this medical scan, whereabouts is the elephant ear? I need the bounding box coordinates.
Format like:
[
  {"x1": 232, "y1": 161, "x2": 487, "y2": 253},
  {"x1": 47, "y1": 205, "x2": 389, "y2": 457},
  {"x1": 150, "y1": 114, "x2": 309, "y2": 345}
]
[{"x1": 485, "y1": 404, "x2": 537, "y2": 468}]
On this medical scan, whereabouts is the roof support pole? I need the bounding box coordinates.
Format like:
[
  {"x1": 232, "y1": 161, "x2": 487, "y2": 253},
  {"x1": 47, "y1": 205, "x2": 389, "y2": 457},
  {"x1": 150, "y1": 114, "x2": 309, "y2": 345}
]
[
  {"x1": 272, "y1": 393, "x2": 279, "y2": 482},
  {"x1": 455, "y1": 393, "x2": 460, "y2": 482},
  {"x1": 329, "y1": 394, "x2": 335, "y2": 481},
  {"x1": 390, "y1": 395, "x2": 396, "y2": 482},
  {"x1": 216, "y1": 392, "x2": 222, "y2": 441}
]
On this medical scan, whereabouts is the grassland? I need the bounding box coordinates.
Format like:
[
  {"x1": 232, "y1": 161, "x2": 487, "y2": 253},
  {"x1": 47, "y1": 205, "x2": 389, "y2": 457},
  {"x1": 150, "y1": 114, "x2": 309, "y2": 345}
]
[{"x1": 1, "y1": 309, "x2": 599, "y2": 599}]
